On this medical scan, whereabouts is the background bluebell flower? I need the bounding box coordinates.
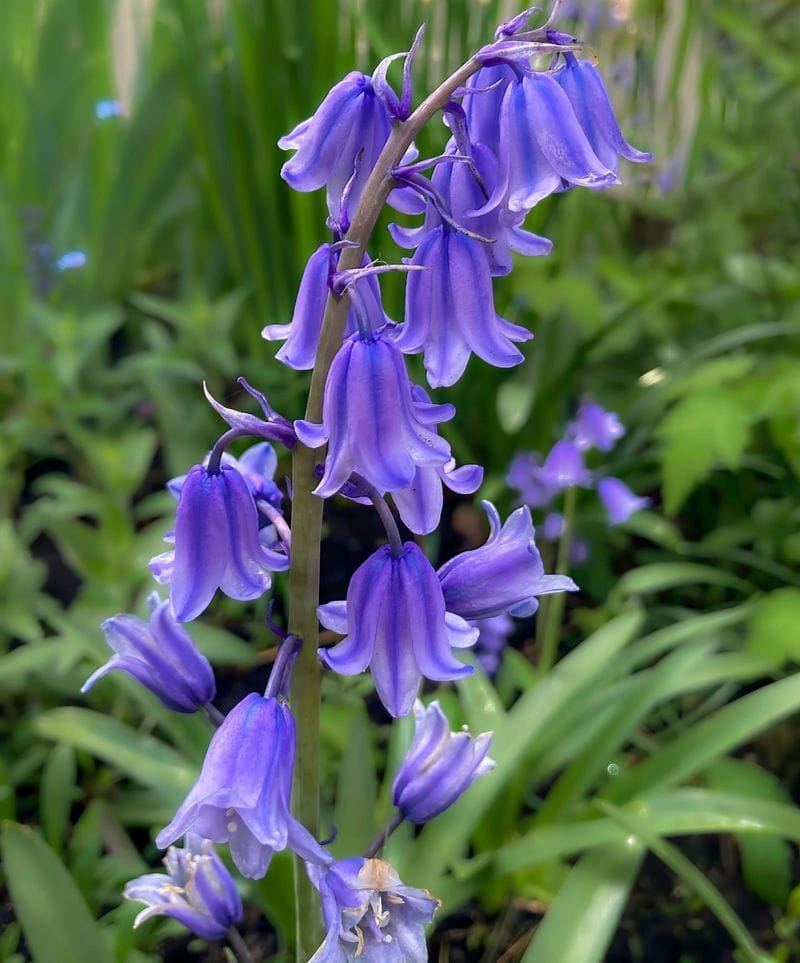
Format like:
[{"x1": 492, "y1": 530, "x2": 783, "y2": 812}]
[
  {"x1": 318, "y1": 542, "x2": 475, "y2": 717},
  {"x1": 569, "y1": 401, "x2": 625, "y2": 452},
  {"x1": 597, "y1": 476, "x2": 651, "y2": 525},
  {"x1": 124, "y1": 833, "x2": 242, "y2": 940},
  {"x1": 82, "y1": 592, "x2": 215, "y2": 712},
  {"x1": 392, "y1": 700, "x2": 494, "y2": 824},
  {"x1": 438, "y1": 501, "x2": 578, "y2": 620},
  {"x1": 306, "y1": 857, "x2": 439, "y2": 962},
  {"x1": 157, "y1": 693, "x2": 330, "y2": 878},
  {"x1": 538, "y1": 439, "x2": 592, "y2": 490}
]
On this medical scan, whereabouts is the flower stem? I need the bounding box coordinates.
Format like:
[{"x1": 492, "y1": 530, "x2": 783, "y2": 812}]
[
  {"x1": 537, "y1": 484, "x2": 577, "y2": 674},
  {"x1": 227, "y1": 926, "x2": 254, "y2": 963},
  {"x1": 287, "y1": 54, "x2": 482, "y2": 962},
  {"x1": 364, "y1": 811, "x2": 404, "y2": 858}
]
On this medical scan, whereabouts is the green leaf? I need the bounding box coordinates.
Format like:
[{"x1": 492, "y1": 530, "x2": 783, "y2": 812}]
[
  {"x1": 39, "y1": 743, "x2": 76, "y2": 852},
  {"x1": 31, "y1": 708, "x2": 194, "y2": 797},
  {"x1": 659, "y1": 387, "x2": 755, "y2": 513},
  {"x1": 521, "y1": 839, "x2": 644, "y2": 963},
  {"x1": 331, "y1": 703, "x2": 378, "y2": 858},
  {"x1": 1, "y1": 821, "x2": 114, "y2": 963},
  {"x1": 745, "y1": 588, "x2": 800, "y2": 666}
]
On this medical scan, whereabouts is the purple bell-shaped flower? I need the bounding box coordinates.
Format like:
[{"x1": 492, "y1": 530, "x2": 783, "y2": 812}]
[
  {"x1": 157, "y1": 693, "x2": 330, "y2": 879},
  {"x1": 438, "y1": 501, "x2": 578, "y2": 620},
  {"x1": 295, "y1": 331, "x2": 453, "y2": 498},
  {"x1": 123, "y1": 834, "x2": 242, "y2": 940},
  {"x1": 318, "y1": 542, "x2": 476, "y2": 717},
  {"x1": 279, "y1": 72, "x2": 392, "y2": 222},
  {"x1": 597, "y1": 476, "x2": 650, "y2": 525},
  {"x1": 538, "y1": 439, "x2": 592, "y2": 490},
  {"x1": 150, "y1": 462, "x2": 282, "y2": 623},
  {"x1": 554, "y1": 54, "x2": 652, "y2": 176},
  {"x1": 569, "y1": 401, "x2": 625, "y2": 452},
  {"x1": 306, "y1": 857, "x2": 439, "y2": 962},
  {"x1": 396, "y1": 224, "x2": 532, "y2": 387},
  {"x1": 392, "y1": 700, "x2": 494, "y2": 824},
  {"x1": 82, "y1": 592, "x2": 215, "y2": 712}
]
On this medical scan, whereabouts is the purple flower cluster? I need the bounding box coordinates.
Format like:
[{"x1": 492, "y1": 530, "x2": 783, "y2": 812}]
[{"x1": 83, "y1": 8, "x2": 651, "y2": 960}]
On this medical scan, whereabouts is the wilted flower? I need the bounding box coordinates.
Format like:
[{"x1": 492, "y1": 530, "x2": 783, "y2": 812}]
[
  {"x1": 597, "y1": 476, "x2": 650, "y2": 525},
  {"x1": 307, "y1": 857, "x2": 439, "y2": 962},
  {"x1": 150, "y1": 463, "x2": 282, "y2": 623},
  {"x1": 295, "y1": 332, "x2": 453, "y2": 498},
  {"x1": 438, "y1": 501, "x2": 578, "y2": 619},
  {"x1": 554, "y1": 54, "x2": 652, "y2": 176},
  {"x1": 124, "y1": 834, "x2": 242, "y2": 940},
  {"x1": 318, "y1": 542, "x2": 475, "y2": 717},
  {"x1": 569, "y1": 401, "x2": 625, "y2": 452},
  {"x1": 157, "y1": 693, "x2": 330, "y2": 878},
  {"x1": 392, "y1": 700, "x2": 494, "y2": 823},
  {"x1": 82, "y1": 592, "x2": 215, "y2": 712}
]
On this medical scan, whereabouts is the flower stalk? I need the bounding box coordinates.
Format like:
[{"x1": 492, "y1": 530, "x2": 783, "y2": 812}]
[{"x1": 537, "y1": 483, "x2": 577, "y2": 673}]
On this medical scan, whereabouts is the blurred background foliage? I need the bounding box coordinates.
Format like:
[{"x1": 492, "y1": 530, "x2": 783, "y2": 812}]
[{"x1": 1, "y1": 0, "x2": 800, "y2": 960}]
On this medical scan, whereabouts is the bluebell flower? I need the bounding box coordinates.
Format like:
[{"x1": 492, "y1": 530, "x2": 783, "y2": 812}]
[
  {"x1": 539, "y1": 439, "x2": 592, "y2": 490},
  {"x1": 150, "y1": 463, "x2": 283, "y2": 623},
  {"x1": 124, "y1": 834, "x2": 242, "y2": 940},
  {"x1": 554, "y1": 54, "x2": 652, "y2": 176},
  {"x1": 462, "y1": 63, "x2": 517, "y2": 150},
  {"x1": 306, "y1": 857, "x2": 439, "y2": 962},
  {"x1": 262, "y1": 244, "x2": 391, "y2": 370},
  {"x1": 438, "y1": 501, "x2": 578, "y2": 620},
  {"x1": 279, "y1": 72, "x2": 393, "y2": 222},
  {"x1": 392, "y1": 700, "x2": 494, "y2": 824},
  {"x1": 506, "y1": 452, "x2": 559, "y2": 508},
  {"x1": 542, "y1": 511, "x2": 566, "y2": 541},
  {"x1": 168, "y1": 441, "x2": 283, "y2": 511},
  {"x1": 157, "y1": 693, "x2": 330, "y2": 878},
  {"x1": 569, "y1": 401, "x2": 625, "y2": 452},
  {"x1": 494, "y1": 70, "x2": 618, "y2": 213},
  {"x1": 55, "y1": 250, "x2": 87, "y2": 271},
  {"x1": 318, "y1": 542, "x2": 476, "y2": 717},
  {"x1": 597, "y1": 477, "x2": 650, "y2": 525},
  {"x1": 95, "y1": 99, "x2": 123, "y2": 120},
  {"x1": 295, "y1": 332, "x2": 453, "y2": 498},
  {"x1": 395, "y1": 225, "x2": 532, "y2": 387},
  {"x1": 82, "y1": 592, "x2": 215, "y2": 712}
]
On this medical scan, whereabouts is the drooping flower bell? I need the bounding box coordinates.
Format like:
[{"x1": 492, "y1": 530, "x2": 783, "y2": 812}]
[
  {"x1": 82, "y1": 592, "x2": 215, "y2": 712},
  {"x1": 279, "y1": 71, "x2": 392, "y2": 223},
  {"x1": 396, "y1": 224, "x2": 532, "y2": 387},
  {"x1": 597, "y1": 476, "x2": 650, "y2": 525},
  {"x1": 306, "y1": 857, "x2": 439, "y2": 962},
  {"x1": 554, "y1": 53, "x2": 653, "y2": 176},
  {"x1": 168, "y1": 441, "x2": 284, "y2": 512},
  {"x1": 262, "y1": 244, "x2": 390, "y2": 370},
  {"x1": 569, "y1": 401, "x2": 625, "y2": 452},
  {"x1": 538, "y1": 439, "x2": 592, "y2": 491},
  {"x1": 295, "y1": 330, "x2": 453, "y2": 498},
  {"x1": 438, "y1": 501, "x2": 578, "y2": 620},
  {"x1": 157, "y1": 691, "x2": 330, "y2": 879},
  {"x1": 123, "y1": 834, "x2": 242, "y2": 940},
  {"x1": 493, "y1": 69, "x2": 618, "y2": 213},
  {"x1": 392, "y1": 700, "x2": 494, "y2": 824},
  {"x1": 150, "y1": 461, "x2": 283, "y2": 623},
  {"x1": 318, "y1": 541, "x2": 476, "y2": 717},
  {"x1": 506, "y1": 452, "x2": 559, "y2": 508}
]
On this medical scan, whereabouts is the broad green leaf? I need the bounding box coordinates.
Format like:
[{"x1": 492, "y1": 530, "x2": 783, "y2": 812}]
[
  {"x1": 745, "y1": 588, "x2": 800, "y2": 665},
  {"x1": 611, "y1": 561, "x2": 751, "y2": 602},
  {"x1": 521, "y1": 839, "x2": 644, "y2": 963},
  {"x1": 39, "y1": 743, "x2": 76, "y2": 851},
  {"x1": 32, "y1": 708, "x2": 194, "y2": 797},
  {"x1": 331, "y1": 703, "x2": 378, "y2": 858},
  {"x1": 659, "y1": 387, "x2": 755, "y2": 513},
  {"x1": 1, "y1": 821, "x2": 114, "y2": 963}
]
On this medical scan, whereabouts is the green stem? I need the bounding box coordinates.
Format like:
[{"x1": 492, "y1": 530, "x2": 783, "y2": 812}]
[
  {"x1": 537, "y1": 485, "x2": 577, "y2": 674},
  {"x1": 287, "y1": 55, "x2": 482, "y2": 962}
]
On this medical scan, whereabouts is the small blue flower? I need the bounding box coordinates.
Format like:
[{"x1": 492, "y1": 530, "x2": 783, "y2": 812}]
[
  {"x1": 124, "y1": 834, "x2": 242, "y2": 940},
  {"x1": 95, "y1": 99, "x2": 123, "y2": 120},
  {"x1": 318, "y1": 542, "x2": 475, "y2": 717},
  {"x1": 392, "y1": 700, "x2": 494, "y2": 824},
  {"x1": 306, "y1": 857, "x2": 439, "y2": 962},
  {"x1": 82, "y1": 592, "x2": 215, "y2": 712},
  {"x1": 506, "y1": 452, "x2": 559, "y2": 509},
  {"x1": 157, "y1": 693, "x2": 330, "y2": 879},
  {"x1": 438, "y1": 501, "x2": 578, "y2": 620},
  {"x1": 597, "y1": 476, "x2": 650, "y2": 525},
  {"x1": 55, "y1": 250, "x2": 87, "y2": 271}
]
